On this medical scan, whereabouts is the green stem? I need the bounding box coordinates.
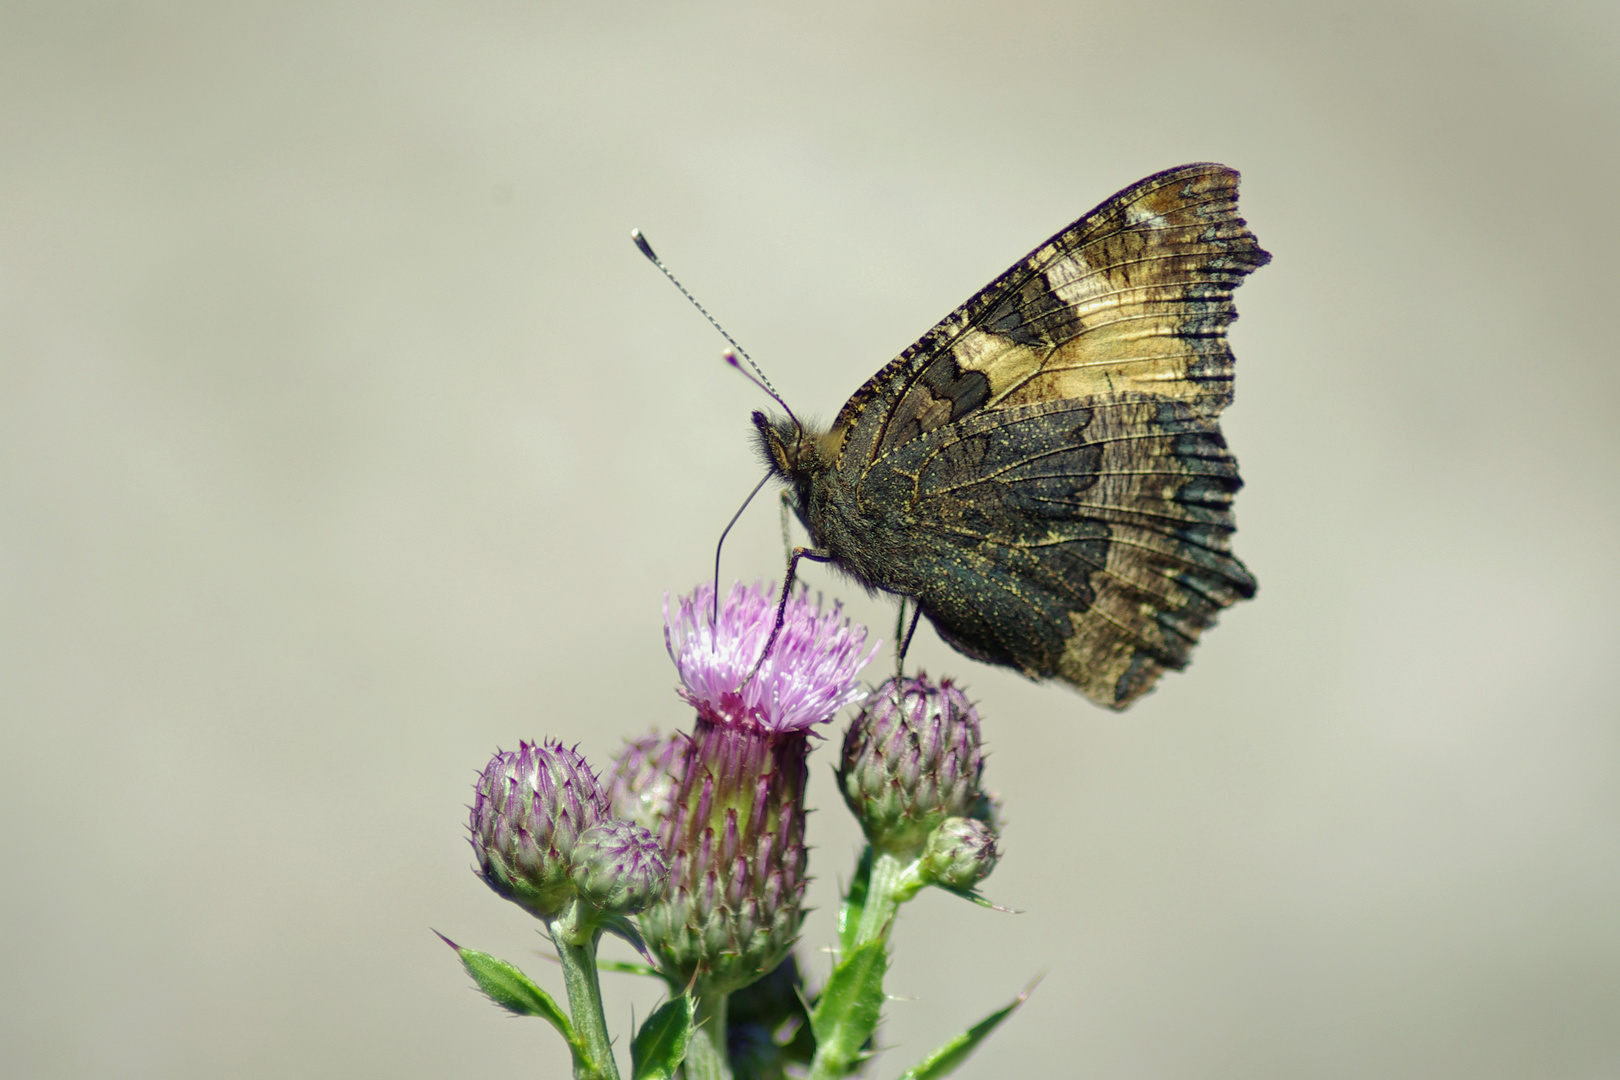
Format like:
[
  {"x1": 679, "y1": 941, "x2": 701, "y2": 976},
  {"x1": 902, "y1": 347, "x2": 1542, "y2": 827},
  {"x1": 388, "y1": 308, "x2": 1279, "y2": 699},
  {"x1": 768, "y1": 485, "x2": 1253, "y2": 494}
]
[
  {"x1": 547, "y1": 903, "x2": 620, "y2": 1080},
  {"x1": 807, "y1": 1041, "x2": 848, "y2": 1080},
  {"x1": 852, "y1": 851, "x2": 916, "y2": 948},
  {"x1": 682, "y1": 988, "x2": 732, "y2": 1080}
]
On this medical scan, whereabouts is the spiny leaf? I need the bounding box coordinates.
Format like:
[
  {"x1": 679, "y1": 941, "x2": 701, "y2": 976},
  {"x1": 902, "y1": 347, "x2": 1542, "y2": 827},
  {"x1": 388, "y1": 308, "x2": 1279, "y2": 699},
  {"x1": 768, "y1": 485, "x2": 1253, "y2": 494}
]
[
  {"x1": 893, "y1": 980, "x2": 1037, "y2": 1080},
  {"x1": 600, "y1": 912, "x2": 659, "y2": 966},
  {"x1": 630, "y1": 994, "x2": 696, "y2": 1080},
  {"x1": 935, "y1": 883, "x2": 1020, "y2": 913},
  {"x1": 808, "y1": 939, "x2": 888, "y2": 1076},
  {"x1": 443, "y1": 936, "x2": 577, "y2": 1046}
]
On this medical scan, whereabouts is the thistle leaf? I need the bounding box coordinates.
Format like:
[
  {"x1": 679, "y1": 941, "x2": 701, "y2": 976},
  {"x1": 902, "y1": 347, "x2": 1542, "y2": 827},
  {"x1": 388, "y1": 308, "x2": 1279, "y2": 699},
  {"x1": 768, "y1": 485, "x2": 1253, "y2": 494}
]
[
  {"x1": 893, "y1": 981, "x2": 1035, "y2": 1080},
  {"x1": 630, "y1": 994, "x2": 696, "y2": 1080},
  {"x1": 808, "y1": 939, "x2": 888, "y2": 1075},
  {"x1": 450, "y1": 942, "x2": 577, "y2": 1046},
  {"x1": 935, "y1": 884, "x2": 1019, "y2": 913},
  {"x1": 600, "y1": 913, "x2": 659, "y2": 966}
]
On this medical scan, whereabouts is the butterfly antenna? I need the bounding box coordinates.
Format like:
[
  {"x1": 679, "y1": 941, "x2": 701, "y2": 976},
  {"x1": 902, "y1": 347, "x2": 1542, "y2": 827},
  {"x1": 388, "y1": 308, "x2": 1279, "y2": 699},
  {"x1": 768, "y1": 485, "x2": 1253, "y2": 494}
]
[
  {"x1": 629, "y1": 228, "x2": 803, "y2": 431},
  {"x1": 720, "y1": 350, "x2": 800, "y2": 430}
]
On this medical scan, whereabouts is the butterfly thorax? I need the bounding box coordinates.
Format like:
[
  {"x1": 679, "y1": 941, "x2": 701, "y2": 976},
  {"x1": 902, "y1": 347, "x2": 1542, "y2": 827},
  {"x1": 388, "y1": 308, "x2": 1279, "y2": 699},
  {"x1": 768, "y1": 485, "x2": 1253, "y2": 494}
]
[{"x1": 753, "y1": 409, "x2": 930, "y2": 596}]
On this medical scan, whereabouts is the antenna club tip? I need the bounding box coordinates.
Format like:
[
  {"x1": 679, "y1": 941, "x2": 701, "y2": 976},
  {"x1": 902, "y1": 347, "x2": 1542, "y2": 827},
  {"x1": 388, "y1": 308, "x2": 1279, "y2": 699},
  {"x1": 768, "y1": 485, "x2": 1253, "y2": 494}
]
[
  {"x1": 722, "y1": 349, "x2": 741, "y2": 368},
  {"x1": 630, "y1": 228, "x2": 658, "y2": 262}
]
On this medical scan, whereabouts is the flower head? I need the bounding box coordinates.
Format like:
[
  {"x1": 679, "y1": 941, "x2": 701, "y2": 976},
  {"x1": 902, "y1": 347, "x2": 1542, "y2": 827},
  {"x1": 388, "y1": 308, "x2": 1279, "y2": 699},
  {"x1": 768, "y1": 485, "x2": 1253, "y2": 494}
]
[
  {"x1": 641, "y1": 581, "x2": 876, "y2": 996},
  {"x1": 664, "y1": 581, "x2": 877, "y2": 733},
  {"x1": 469, "y1": 740, "x2": 609, "y2": 919},
  {"x1": 603, "y1": 732, "x2": 685, "y2": 833},
  {"x1": 839, "y1": 674, "x2": 989, "y2": 858}
]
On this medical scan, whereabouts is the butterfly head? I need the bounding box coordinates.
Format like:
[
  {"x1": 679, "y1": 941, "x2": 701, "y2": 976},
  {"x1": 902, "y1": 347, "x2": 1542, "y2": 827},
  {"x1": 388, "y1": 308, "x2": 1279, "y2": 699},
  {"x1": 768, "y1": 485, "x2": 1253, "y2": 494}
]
[{"x1": 752, "y1": 410, "x2": 822, "y2": 480}]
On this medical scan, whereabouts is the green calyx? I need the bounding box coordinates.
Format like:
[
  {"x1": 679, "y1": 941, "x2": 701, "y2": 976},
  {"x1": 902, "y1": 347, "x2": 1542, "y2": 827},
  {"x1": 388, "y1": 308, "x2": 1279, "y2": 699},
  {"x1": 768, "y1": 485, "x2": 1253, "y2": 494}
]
[{"x1": 640, "y1": 723, "x2": 812, "y2": 998}]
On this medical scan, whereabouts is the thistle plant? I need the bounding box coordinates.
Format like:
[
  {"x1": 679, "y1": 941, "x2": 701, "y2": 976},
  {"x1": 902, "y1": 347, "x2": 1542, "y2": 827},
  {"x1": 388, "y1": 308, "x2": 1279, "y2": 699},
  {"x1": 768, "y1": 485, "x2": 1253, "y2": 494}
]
[{"x1": 443, "y1": 585, "x2": 1031, "y2": 1080}]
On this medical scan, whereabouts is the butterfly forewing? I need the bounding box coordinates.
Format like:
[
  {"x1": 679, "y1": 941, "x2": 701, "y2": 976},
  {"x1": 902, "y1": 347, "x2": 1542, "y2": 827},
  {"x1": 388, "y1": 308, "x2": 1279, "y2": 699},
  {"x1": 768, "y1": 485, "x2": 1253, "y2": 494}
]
[
  {"x1": 833, "y1": 164, "x2": 1265, "y2": 462},
  {"x1": 783, "y1": 163, "x2": 1267, "y2": 710}
]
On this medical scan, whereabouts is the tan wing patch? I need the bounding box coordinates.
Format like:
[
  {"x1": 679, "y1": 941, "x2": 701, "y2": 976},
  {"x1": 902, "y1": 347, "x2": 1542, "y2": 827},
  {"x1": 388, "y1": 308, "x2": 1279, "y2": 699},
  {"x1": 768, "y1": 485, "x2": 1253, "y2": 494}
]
[
  {"x1": 832, "y1": 165, "x2": 1264, "y2": 469},
  {"x1": 946, "y1": 168, "x2": 1263, "y2": 418},
  {"x1": 947, "y1": 322, "x2": 1214, "y2": 411}
]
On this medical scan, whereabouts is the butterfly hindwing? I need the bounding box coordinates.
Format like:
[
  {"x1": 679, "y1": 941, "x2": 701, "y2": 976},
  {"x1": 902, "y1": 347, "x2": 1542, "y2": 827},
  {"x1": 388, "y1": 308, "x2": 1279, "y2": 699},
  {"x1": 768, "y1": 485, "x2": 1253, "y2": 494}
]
[
  {"x1": 870, "y1": 395, "x2": 1255, "y2": 709},
  {"x1": 765, "y1": 163, "x2": 1267, "y2": 710}
]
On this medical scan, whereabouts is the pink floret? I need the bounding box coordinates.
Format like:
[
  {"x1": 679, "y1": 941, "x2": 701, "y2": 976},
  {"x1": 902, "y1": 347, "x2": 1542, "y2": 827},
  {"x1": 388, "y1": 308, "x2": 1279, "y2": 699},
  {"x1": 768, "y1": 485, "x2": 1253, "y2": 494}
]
[{"x1": 664, "y1": 581, "x2": 877, "y2": 733}]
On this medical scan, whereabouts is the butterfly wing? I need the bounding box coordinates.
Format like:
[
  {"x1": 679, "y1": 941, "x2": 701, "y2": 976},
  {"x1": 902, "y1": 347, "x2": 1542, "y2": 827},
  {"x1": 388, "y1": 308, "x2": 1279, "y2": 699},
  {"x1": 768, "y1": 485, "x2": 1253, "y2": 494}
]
[{"x1": 829, "y1": 163, "x2": 1268, "y2": 709}]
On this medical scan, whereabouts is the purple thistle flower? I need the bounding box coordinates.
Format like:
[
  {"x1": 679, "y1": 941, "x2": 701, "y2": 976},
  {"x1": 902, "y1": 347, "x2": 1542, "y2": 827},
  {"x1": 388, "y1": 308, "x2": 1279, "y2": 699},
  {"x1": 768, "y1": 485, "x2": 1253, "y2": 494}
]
[
  {"x1": 643, "y1": 581, "x2": 877, "y2": 996},
  {"x1": 664, "y1": 581, "x2": 877, "y2": 734}
]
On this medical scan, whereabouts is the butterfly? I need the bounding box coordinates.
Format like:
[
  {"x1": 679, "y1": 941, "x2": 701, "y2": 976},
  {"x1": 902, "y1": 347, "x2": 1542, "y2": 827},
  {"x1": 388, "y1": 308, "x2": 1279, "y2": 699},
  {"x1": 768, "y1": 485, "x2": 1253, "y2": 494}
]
[{"x1": 754, "y1": 163, "x2": 1269, "y2": 710}]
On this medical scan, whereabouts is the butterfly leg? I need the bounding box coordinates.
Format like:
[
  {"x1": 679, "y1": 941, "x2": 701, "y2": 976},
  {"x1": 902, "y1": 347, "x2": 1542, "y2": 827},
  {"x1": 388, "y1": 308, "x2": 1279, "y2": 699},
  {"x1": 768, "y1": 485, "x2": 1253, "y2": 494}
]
[
  {"x1": 778, "y1": 490, "x2": 795, "y2": 566},
  {"x1": 893, "y1": 598, "x2": 907, "y2": 685},
  {"x1": 749, "y1": 545, "x2": 835, "y2": 678},
  {"x1": 894, "y1": 601, "x2": 923, "y2": 685}
]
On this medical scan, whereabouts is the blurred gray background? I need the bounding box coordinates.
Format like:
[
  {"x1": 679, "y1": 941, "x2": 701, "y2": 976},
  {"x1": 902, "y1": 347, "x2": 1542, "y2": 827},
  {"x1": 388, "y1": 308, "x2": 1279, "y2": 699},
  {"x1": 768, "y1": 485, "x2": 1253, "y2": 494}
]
[{"x1": 3, "y1": 2, "x2": 1617, "y2": 1077}]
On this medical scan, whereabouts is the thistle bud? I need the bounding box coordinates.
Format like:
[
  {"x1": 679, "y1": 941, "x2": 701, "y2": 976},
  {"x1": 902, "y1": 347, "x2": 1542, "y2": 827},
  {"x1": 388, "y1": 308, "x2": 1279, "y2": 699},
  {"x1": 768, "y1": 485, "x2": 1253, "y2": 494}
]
[
  {"x1": 839, "y1": 674, "x2": 986, "y2": 858},
  {"x1": 604, "y1": 732, "x2": 684, "y2": 833},
  {"x1": 642, "y1": 582, "x2": 876, "y2": 996},
  {"x1": 919, "y1": 815, "x2": 999, "y2": 889},
  {"x1": 469, "y1": 740, "x2": 607, "y2": 920},
  {"x1": 570, "y1": 817, "x2": 670, "y2": 915}
]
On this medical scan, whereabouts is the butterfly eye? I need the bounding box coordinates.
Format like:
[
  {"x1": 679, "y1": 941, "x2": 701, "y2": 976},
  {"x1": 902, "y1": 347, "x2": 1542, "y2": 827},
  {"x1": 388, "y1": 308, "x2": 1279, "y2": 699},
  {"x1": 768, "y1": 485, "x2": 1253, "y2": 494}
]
[{"x1": 773, "y1": 434, "x2": 795, "y2": 470}]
